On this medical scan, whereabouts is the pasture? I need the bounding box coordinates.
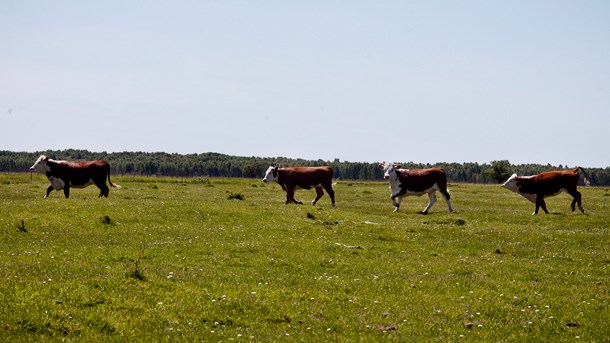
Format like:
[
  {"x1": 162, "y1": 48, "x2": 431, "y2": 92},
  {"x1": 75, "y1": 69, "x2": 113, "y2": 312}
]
[{"x1": 1, "y1": 173, "x2": 608, "y2": 342}]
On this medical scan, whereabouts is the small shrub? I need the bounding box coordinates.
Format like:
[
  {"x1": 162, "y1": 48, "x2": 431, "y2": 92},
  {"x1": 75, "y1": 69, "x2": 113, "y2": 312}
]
[
  {"x1": 17, "y1": 219, "x2": 27, "y2": 233},
  {"x1": 100, "y1": 215, "x2": 112, "y2": 225},
  {"x1": 128, "y1": 251, "x2": 146, "y2": 281},
  {"x1": 228, "y1": 192, "x2": 245, "y2": 200}
]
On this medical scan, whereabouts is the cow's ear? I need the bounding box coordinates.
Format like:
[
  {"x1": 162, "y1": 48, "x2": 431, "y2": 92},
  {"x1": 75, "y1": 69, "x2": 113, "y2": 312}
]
[
  {"x1": 274, "y1": 166, "x2": 279, "y2": 172},
  {"x1": 378, "y1": 163, "x2": 385, "y2": 169},
  {"x1": 394, "y1": 164, "x2": 402, "y2": 169},
  {"x1": 43, "y1": 156, "x2": 49, "y2": 162}
]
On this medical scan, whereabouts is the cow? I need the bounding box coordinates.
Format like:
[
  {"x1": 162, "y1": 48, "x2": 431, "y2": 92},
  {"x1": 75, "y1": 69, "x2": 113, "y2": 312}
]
[
  {"x1": 501, "y1": 167, "x2": 590, "y2": 215},
  {"x1": 30, "y1": 155, "x2": 121, "y2": 198},
  {"x1": 379, "y1": 162, "x2": 453, "y2": 214},
  {"x1": 263, "y1": 166, "x2": 336, "y2": 207}
]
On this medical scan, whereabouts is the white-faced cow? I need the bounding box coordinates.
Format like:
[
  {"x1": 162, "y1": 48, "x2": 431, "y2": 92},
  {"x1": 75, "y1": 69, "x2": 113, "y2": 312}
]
[
  {"x1": 30, "y1": 155, "x2": 121, "y2": 198},
  {"x1": 263, "y1": 166, "x2": 336, "y2": 207},
  {"x1": 501, "y1": 167, "x2": 590, "y2": 215},
  {"x1": 379, "y1": 162, "x2": 453, "y2": 214}
]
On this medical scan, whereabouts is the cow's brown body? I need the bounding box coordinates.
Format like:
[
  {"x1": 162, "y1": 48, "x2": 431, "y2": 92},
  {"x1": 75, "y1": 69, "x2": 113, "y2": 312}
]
[
  {"x1": 263, "y1": 166, "x2": 335, "y2": 206},
  {"x1": 502, "y1": 167, "x2": 590, "y2": 215},
  {"x1": 30, "y1": 155, "x2": 120, "y2": 198}
]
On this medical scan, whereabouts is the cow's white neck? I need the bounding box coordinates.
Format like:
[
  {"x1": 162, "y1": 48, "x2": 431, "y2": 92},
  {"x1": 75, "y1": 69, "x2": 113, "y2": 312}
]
[{"x1": 387, "y1": 170, "x2": 401, "y2": 192}]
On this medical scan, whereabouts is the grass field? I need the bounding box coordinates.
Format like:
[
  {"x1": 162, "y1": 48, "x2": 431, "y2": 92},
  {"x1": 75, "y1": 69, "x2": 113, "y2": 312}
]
[{"x1": 1, "y1": 173, "x2": 608, "y2": 342}]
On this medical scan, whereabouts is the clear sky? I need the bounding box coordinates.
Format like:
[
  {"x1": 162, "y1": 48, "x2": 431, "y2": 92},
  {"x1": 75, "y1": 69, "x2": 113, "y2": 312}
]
[{"x1": 2, "y1": 1, "x2": 609, "y2": 167}]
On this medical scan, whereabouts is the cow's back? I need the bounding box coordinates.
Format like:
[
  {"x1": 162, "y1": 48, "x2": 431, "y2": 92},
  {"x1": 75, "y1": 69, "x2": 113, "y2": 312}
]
[
  {"x1": 526, "y1": 170, "x2": 579, "y2": 194},
  {"x1": 398, "y1": 168, "x2": 447, "y2": 192}
]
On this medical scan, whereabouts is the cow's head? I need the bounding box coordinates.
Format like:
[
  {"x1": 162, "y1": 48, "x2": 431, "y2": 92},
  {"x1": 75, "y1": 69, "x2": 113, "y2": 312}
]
[
  {"x1": 262, "y1": 166, "x2": 279, "y2": 183},
  {"x1": 501, "y1": 173, "x2": 520, "y2": 192},
  {"x1": 378, "y1": 162, "x2": 401, "y2": 181},
  {"x1": 30, "y1": 155, "x2": 51, "y2": 173}
]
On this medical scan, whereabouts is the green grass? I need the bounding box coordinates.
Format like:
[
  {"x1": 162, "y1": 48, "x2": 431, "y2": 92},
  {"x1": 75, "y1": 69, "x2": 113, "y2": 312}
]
[{"x1": 1, "y1": 173, "x2": 608, "y2": 342}]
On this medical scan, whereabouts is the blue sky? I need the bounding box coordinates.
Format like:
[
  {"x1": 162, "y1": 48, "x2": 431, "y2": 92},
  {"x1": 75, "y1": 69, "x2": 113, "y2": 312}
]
[{"x1": 2, "y1": 1, "x2": 609, "y2": 167}]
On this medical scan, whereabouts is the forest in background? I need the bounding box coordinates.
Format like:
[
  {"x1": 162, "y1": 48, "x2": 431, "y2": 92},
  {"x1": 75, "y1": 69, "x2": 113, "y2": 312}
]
[{"x1": 1, "y1": 149, "x2": 609, "y2": 185}]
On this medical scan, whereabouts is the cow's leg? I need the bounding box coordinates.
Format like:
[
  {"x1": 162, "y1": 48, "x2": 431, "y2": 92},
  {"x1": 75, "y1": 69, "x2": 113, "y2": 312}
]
[
  {"x1": 568, "y1": 189, "x2": 584, "y2": 213},
  {"x1": 44, "y1": 185, "x2": 54, "y2": 199},
  {"x1": 286, "y1": 188, "x2": 302, "y2": 205},
  {"x1": 392, "y1": 196, "x2": 402, "y2": 212},
  {"x1": 391, "y1": 187, "x2": 407, "y2": 209},
  {"x1": 312, "y1": 186, "x2": 324, "y2": 205},
  {"x1": 534, "y1": 195, "x2": 548, "y2": 215},
  {"x1": 422, "y1": 191, "x2": 437, "y2": 214},
  {"x1": 63, "y1": 185, "x2": 70, "y2": 198},
  {"x1": 285, "y1": 190, "x2": 292, "y2": 204},
  {"x1": 322, "y1": 183, "x2": 336, "y2": 207},
  {"x1": 98, "y1": 183, "x2": 110, "y2": 197},
  {"x1": 439, "y1": 188, "x2": 453, "y2": 212}
]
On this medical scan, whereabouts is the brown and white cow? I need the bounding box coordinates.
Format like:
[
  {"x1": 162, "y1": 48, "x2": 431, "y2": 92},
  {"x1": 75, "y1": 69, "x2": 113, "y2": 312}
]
[
  {"x1": 263, "y1": 166, "x2": 336, "y2": 207},
  {"x1": 30, "y1": 155, "x2": 121, "y2": 198},
  {"x1": 379, "y1": 162, "x2": 453, "y2": 214},
  {"x1": 501, "y1": 167, "x2": 590, "y2": 215}
]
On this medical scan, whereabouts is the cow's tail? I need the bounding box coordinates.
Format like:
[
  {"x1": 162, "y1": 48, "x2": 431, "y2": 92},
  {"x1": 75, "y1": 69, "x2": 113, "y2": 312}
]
[
  {"x1": 575, "y1": 166, "x2": 591, "y2": 186},
  {"x1": 107, "y1": 168, "x2": 122, "y2": 189}
]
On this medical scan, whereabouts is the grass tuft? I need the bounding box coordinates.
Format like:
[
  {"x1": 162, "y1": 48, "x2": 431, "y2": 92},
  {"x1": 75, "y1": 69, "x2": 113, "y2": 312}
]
[
  {"x1": 99, "y1": 215, "x2": 112, "y2": 225},
  {"x1": 128, "y1": 250, "x2": 146, "y2": 281},
  {"x1": 16, "y1": 219, "x2": 27, "y2": 232},
  {"x1": 227, "y1": 192, "x2": 245, "y2": 200}
]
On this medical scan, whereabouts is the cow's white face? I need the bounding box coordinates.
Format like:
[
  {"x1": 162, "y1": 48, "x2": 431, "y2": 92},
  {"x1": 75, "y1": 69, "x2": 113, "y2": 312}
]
[
  {"x1": 262, "y1": 166, "x2": 278, "y2": 183},
  {"x1": 501, "y1": 174, "x2": 519, "y2": 193},
  {"x1": 380, "y1": 162, "x2": 401, "y2": 181},
  {"x1": 30, "y1": 155, "x2": 50, "y2": 173}
]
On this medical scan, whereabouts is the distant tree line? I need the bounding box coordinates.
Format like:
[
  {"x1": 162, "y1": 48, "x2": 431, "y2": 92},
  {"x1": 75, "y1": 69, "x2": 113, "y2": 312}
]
[{"x1": 1, "y1": 150, "x2": 609, "y2": 185}]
